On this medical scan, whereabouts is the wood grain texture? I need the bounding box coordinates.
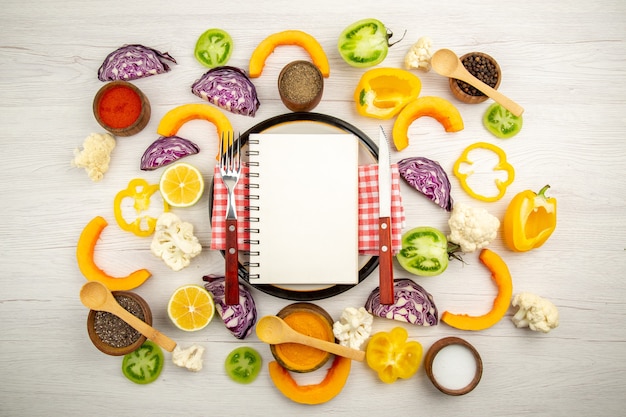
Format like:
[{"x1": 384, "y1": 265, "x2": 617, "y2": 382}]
[{"x1": 1, "y1": 0, "x2": 625, "y2": 416}]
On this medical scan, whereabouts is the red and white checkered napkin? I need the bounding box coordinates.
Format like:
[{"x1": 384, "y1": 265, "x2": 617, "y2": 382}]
[{"x1": 210, "y1": 164, "x2": 404, "y2": 255}]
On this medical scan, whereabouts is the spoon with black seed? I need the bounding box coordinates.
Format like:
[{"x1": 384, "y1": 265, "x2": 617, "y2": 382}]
[{"x1": 80, "y1": 281, "x2": 177, "y2": 352}]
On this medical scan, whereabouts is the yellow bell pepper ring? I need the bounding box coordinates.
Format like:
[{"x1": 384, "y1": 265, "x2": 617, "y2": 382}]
[
  {"x1": 503, "y1": 185, "x2": 557, "y2": 252},
  {"x1": 453, "y1": 141, "x2": 515, "y2": 202},
  {"x1": 365, "y1": 327, "x2": 423, "y2": 384},
  {"x1": 114, "y1": 178, "x2": 169, "y2": 237},
  {"x1": 354, "y1": 68, "x2": 422, "y2": 120}
]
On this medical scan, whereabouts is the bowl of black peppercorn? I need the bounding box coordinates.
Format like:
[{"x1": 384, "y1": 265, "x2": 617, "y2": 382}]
[{"x1": 449, "y1": 52, "x2": 501, "y2": 104}]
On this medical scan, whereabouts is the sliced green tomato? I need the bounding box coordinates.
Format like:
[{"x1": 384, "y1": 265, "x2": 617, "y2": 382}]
[
  {"x1": 194, "y1": 28, "x2": 233, "y2": 68},
  {"x1": 225, "y1": 346, "x2": 262, "y2": 384},
  {"x1": 397, "y1": 227, "x2": 449, "y2": 277},
  {"x1": 483, "y1": 103, "x2": 523, "y2": 139},
  {"x1": 337, "y1": 18, "x2": 388, "y2": 67},
  {"x1": 121, "y1": 341, "x2": 164, "y2": 385}
]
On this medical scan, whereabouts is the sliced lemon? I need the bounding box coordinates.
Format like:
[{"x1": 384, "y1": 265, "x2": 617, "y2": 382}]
[
  {"x1": 159, "y1": 162, "x2": 205, "y2": 207},
  {"x1": 167, "y1": 284, "x2": 215, "y2": 332}
]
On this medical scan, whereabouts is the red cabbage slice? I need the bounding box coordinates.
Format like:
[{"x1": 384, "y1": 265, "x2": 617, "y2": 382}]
[
  {"x1": 364, "y1": 278, "x2": 438, "y2": 326},
  {"x1": 398, "y1": 156, "x2": 453, "y2": 211},
  {"x1": 98, "y1": 44, "x2": 177, "y2": 81},
  {"x1": 203, "y1": 275, "x2": 257, "y2": 339},
  {"x1": 191, "y1": 66, "x2": 260, "y2": 117},
  {"x1": 140, "y1": 136, "x2": 200, "y2": 171}
]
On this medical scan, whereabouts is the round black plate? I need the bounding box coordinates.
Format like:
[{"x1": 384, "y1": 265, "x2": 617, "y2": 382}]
[{"x1": 209, "y1": 112, "x2": 379, "y2": 301}]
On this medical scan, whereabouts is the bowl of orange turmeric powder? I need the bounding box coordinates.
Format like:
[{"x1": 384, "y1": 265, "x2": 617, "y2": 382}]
[{"x1": 93, "y1": 80, "x2": 151, "y2": 136}]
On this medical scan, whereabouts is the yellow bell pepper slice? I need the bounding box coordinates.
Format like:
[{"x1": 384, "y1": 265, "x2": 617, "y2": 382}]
[
  {"x1": 453, "y1": 141, "x2": 515, "y2": 202},
  {"x1": 366, "y1": 327, "x2": 422, "y2": 383},
  {"x1": 503, "y1": 185, "x2": 557, "y2": 252},
  {"x1": 354, "y1": 68, "x2": 422, "y2": 119},
  {"x1": 113, "y1": 178, "x2": 169, "y2": 237}
]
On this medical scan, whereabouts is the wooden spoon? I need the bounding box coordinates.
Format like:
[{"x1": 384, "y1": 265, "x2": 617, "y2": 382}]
[
  {"x1": 255, "y1": 315, "x2": 365, "y2": 362},
  {"x1": 431, "y1": 48, "x2": 524, "y2": 117},
  {"x1": 79, "y1": 281, "x2": 177, "y2": 352}
]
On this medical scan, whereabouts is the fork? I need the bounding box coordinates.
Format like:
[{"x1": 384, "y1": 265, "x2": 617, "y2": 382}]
[{"x1": 219, "y1": 131, "x2": 241, "y2": 305}]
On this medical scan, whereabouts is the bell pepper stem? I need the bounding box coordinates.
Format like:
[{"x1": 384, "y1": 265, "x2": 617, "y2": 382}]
[{"x1": 537, "y1": 184, "x2": 551, "y2": 198}]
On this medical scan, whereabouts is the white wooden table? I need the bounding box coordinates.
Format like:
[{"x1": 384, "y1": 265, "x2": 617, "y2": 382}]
[{"x1": 1, "y1": 1, "x2": 625, "y2": 416}]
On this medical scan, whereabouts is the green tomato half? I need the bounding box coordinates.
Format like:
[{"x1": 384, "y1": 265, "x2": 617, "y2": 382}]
[
  {"x1": 225, "y1": 346, "x2": 262, "y2": 384},
  {"x1": 194, "y1": 28, "x2": 233, "y2": 68},
  {"x1": 483, "y1": 103, "x2": 523, "y2": 139},
  {"x1": 337, "y1": 18, "x2": 389, "y2": 68},
  {"x1": 121, "y1": 341, "x2": 164, "y2": 384},
  {"x1": 396, "y1": 226, "x2": 449, "y2": 277}
]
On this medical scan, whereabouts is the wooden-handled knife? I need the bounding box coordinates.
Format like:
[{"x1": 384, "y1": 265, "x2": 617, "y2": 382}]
[{"x1": 377, "y1": 126, "x2": 394, "y2": 305}]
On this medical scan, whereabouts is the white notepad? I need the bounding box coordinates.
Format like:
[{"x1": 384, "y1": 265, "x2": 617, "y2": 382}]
[{"x1": 246, "y1": 133, "x2": 360, "y2": 285}]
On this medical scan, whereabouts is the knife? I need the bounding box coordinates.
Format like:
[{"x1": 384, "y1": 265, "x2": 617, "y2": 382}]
[{"x1": 377, "y1": 126, "x2": 394, "y2": 305}]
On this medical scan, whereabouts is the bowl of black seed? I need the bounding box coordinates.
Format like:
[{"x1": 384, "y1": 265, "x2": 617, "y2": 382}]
[
  {"x1": 87, "y1": 290, "x2": 152, "y2": 356},
  {"x1": 278, "y1": 60, "x2": 324, "y2": 112},
  {"x1": 449, "y1": 52, "x2": 501, "y2": 104}
]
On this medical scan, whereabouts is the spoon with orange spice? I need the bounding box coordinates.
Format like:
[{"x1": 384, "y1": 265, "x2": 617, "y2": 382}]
[{"x1": 256, "y1": 315, "x2": 365, "y2": 362}]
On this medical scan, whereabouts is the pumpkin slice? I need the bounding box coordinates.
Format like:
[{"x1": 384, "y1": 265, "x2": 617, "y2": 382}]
[
  {"x1": 156, "y1": 103, "x2": 234, "y2": 159},
  {"x1": 248, "y1": 30, "x2": 330, "y2": 78},
  {"x1": 441, "y1": 248, "x2": 513, "y2": 331},
  {"x1": 268, "y1": 356, "x2": 351, "y2": 405},
  {"x1": 76, "y1": 216, "x2": 151, "y2": 291},
  {"x1": 392, "y1": 96, "x2": 464, "y2": 151}
]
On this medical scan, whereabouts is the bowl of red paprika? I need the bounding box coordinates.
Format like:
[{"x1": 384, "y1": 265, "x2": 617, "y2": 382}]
[{"x1": 93, "y1": 80, "x2": 151, "y2": 136}]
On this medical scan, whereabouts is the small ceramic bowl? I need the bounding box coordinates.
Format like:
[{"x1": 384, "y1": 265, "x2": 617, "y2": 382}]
[
  {"x1": 424, "y1": 336, "x2": 483, "y2": 395},
  {"x1": 278, "y1": 60, "x2": 324, "y2": 112},
  {"x1": 93, "y1": 80, "x2": 151, "y2": 136},
  {"x1": 449, "y1": 52, "x2": 501, "y2": 104},
  {"x1": 87, "y1": 290, "x2": 152, "y2": 356},
  {"x1": 269, "y1": 302, "x2": 335, "y2": 373}
]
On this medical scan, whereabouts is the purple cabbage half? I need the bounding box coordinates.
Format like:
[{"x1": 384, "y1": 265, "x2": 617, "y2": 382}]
[
  {"x1": 140, "y1": 136, "x2": 200, "y2": 171},
  {"x1": 98, "y1": 44, "x2": 177, "y2": 81},
  {"x1": 203, "y1": 275, "x2": 257, "y2": 339},
  {"x1": 191, "y1": 66, "x2": 260, "y2": 117},
  {"x1": 398, "y1": 156, "x2": 453, "y2": 211},
  {"x1": 364, "y1": 278, "x2": 438, "y2": 326}
]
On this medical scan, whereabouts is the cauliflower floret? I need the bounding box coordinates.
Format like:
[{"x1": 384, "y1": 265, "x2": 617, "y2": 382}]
[
  {"x1": 404, "y1": 36, "x2": 433, "y2": 71},
  {"x1": 72, "y1": 132, "x2": 116, "y2": 181},
  {"x1": 511, "y1": 292, "x2": 559, "y2": 333},
  {"x1": 172, "y1": 344, "x2": 205, "y2": 372},
  {"x1": 333, "y1": 307, "x2": 373, "y2": 350},
  {"x1": 150, "y1": 212, "x2": 202, "y2": 271},
  {"x1": 447, "y1": 202, "x2": 500, "y2": 253}
]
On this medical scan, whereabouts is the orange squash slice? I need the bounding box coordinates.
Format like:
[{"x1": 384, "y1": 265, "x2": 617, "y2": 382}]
[
  {"x1": 249, "y1": 30, "x2": 330, "y2": 78},
  {"x1": 76, "y1": 216, "x2": 151, "y2": 291},
  {"x1": 268, "y1": 356, "x2": 351, "y2": 405},
  {"x1": 392, "y1": 96, "x2": 464, "y2": 151},
  {"x1": 441, "y1": 248, "x2": 513, "y2": 331}
]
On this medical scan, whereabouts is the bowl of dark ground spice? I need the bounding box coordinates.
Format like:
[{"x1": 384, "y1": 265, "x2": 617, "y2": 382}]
[
  {"x1": 87, "y1": 290, "x2": 152, "y2": 356},
  {"x1": 278, "y1": 60, "x2": 324, "y2": 112},
  {"x1": 449, "y1": 52, "x2": 501, "y2": 104}
]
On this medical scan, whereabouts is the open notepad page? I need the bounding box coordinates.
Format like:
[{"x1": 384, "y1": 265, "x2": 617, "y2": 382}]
[{"x1": 247, "y1": 133, "x2": 360, "y2": 285}]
